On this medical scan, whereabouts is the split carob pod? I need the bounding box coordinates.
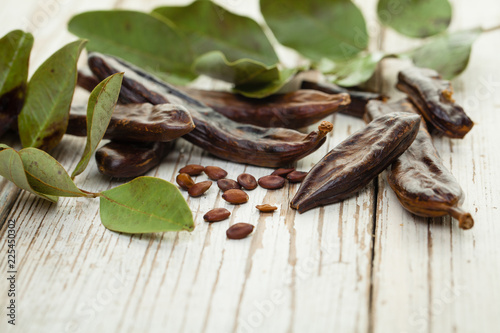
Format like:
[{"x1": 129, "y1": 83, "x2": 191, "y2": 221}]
[
  {"x1": 366, "y1": 99, "x2": 474, "y2": 230},
  {"x1": 66, "y1": 103, "x2": 194, "y2": 142},
  {"x1": 291, "y1": 112, "x2": 421, "y2": 213},
  {"x1": 301, "y1": 80, "x2": 386, "y2": 119},
  {"x1": 87, "y1": 53, "x2": 333, "y2": 168},
  {"x1": 95, "y1": 141, "x2": 172, "y2": 178},
  {"x1": 181, "y1": 88, "x2": 350, "y2": 129},
  {"x1": 396, "y1": 67, "x2": 474, "y2": 138}
]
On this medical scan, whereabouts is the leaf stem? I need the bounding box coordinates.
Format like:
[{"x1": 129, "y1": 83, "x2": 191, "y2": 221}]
[
  {"x1": 482, "y1": 24, "x2": 500, "y2": 33},
  {"x1": 79, "y1": 189, "x2": 101, "y2": 198}
]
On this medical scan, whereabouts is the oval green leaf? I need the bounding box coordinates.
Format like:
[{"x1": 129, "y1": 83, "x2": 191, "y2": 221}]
[
  {"x1": 319, "y1": 52, "x2": 385, "y2": 87},
  {"x1": 99, "y1": 176, "x2": 194, "y2": 234},
  {"x1": 377, "y1": 0, "x2": 452, "y2": 38},
  {"x1": 0, "y1": 145, "x2": 58, "y2": 203},
  {"x1": 410, "y1": 28, "x2": 481, "y2": 79},
  {"x1": 71, "y1": 73, "x2": 123, "y2": 179},
  {"x1": 153, "y1": 0, "x2": 278, "y2": 66},
  {"x1": 0, "y1": 30, "x2": 34, "y2": 136},
  {"x1": 18, "y1": 39, "x2": 86, "y2": 151},
  {"x1": 261, "y1": 0, "x2": 368, "y2": 61},
  {"x1": 68, "y1": 10, "x2": 196, "y2": 85},
  {"x1": 18, "y1": 147, "x2": 87, "y2": 197}
]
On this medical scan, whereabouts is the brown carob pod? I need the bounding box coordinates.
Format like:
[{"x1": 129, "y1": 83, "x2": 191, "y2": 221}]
[
  {"x1": 176, "y1": 173, "x2": 195, "y2": 190},
  {"x1": 95, "y1": 141, "x2": 172, "y2": 178},
  {"x1": 217, "y1": 179, "x2": 241, "y2": 192},
  {"x1": 66, "y1": 103, "x2": 194, "y2": 142},
  {"x1": 226, "y1": 223, "x2": 254, "y2": 239},
  {"x1": 182, "y1": 88, "x2": 350, "y2": 129},
  {"x1": 301, "y1": 80, "x2": 386, "y2": 118},
  {"x1": 203, "y1": 208, "x2": 231, "y2": 222},
  {"x1": 88, "y1": 53, "x2": 333, "y2": 168},
  {"x1": 291, "y1": 112, "x2": 421, "y2": 213},
  {"x1": 179, "y1": 164, "x2": 205, "y2": 176},
  {"x1": 237, "y1": 173, "x2": 258, "y2": 190},
  {"x1": 188, "y1": 181, "x2": 212, "y2": 197},
  {"x1": 366, "y1": 99, "x2": 474, "y2": 230},
  {"x1": 396, "y1": 67, "x2": 474, "y2": 138}
]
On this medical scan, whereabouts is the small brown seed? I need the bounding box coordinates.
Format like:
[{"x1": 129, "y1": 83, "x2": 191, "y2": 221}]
[
  {"x1": 176, "y1": 173, "x2": 195, "y2": 190},
  {"x1": 204, "y1": 166, "x2": 228, "y2": 180},
  {"x1": 217, "y1": 179, "x2": 241, "y2": 192},
  {"x1": 188, "y1": 180, "x2": 212, "y2": 197},
  {"x1": 237, "y1": 173, "x2": 257, "y2": 190},
  {"x1": 256, "y1": 204, "x2": 278, "y2": 212},
  {"x1": 258, "y1": 175, "x2": 286, "y2": 190},
  {"x1": 203, "y1": 208, "x2": 231, "y2": 222},
  {"x1": 286, "y1": 171, "x2": 308, "y2": 183},
  {"x1": 271, "y1": 168, "x2": 295, "y2": 177},
  {"x1": 179, "y1": 164, "x2": 205, "y2": 176},
  {"x1": 222, "y1": 189, "x2": 249, "y2": 204},
  {"x1": 226, "y1": 223, "x2": 254, "y2": 239}
]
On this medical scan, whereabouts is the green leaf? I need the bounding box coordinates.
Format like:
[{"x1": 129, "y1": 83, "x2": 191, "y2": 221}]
[
  {"x1": 261, "y1": 0, "x2": 368, "y2": 61},
  {"x1": 319, "y1": 52, "x2": 385, "y2": 87},
  {"x1": 71, "y1": 73, "x2": 123, "y2": 179},
  {"x1": 99, "y1": 176, "x2": 194, "y2": 234},
  {"x1": 153, "y1": 0, "x2": 278, "y2": 66},
  {"x1": 18, "y1": 147, "x2": 88, "y2": 197},
  {"x1": 233, "y1": 68, "x2": 298, "y2": 98},
  {"x1": 410, "y1": 28, "x2": 481, "y2": 79},
  {"x1": 193, "y1": 51, "x2": 296, "y2": 98},
  {"x1": 18, "y1": 40, "x2": 86, "y2": 151},
  {"x1": 0, "y1": 30, "x2": 33, "y2": 96},
  {"x1": 377, "y1": 0, "x2": 452, "y2": 38},
  {"x1": 0, "y1": 145, "x2": 58, "y2": 203},
  {"x1": 68, "y1": 10, "x2": 196, "y2": 84},
  {"x1": 0, "y1": 30, "x2": 33, "y2": 136}
]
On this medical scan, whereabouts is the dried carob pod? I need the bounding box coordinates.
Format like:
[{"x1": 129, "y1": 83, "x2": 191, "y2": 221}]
[
  {"x1": 66, "y1": 103, "x2": 194, "y2": 142},
  {"x1": 95, "y1": 141, "x2": 172, "y2": 178},
  {"x1": 87, "y1": 53, "x2": 333, "y2": 168},
  {"x1": 366, "y1": 99, "x2": 474, "y2": 229},
  {"x1": 301, "y1": 80, "x2": 386, "y2": 118},
  {"x1": 181, "y1": 88, "x2": 350, "y2": 129},
  {"x1": 291, "y1": 113, "x2": 421, "y2": 213},
  {"x1": 396, "y1": 67, "x2": 474, "y2": 138}
]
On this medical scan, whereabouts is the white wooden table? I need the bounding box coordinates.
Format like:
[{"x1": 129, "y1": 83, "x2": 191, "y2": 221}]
[{"x1": 1, "y1": 0, "x2": 499, "y2": 332}]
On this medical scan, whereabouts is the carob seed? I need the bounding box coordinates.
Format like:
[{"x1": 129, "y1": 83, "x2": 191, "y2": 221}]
[
  {"x1": 204, "y1": 166, "x2": 228, "y2": 180},
  {"x1": 217, "y1": 179, "x2": 241, "y2": 192},
  {"x1": 271, "y1": 168, "x2": 295, "y2": 177},
  {"x1": 237, "y1": 173, "x2": 257, "y2": 190},
  {"x1": 203, "y1": 208, "x2": 231, "y2": 222},
  {"x1": 179, "y1": 164, "x2": 205, "y2": 176},
  {"x1": 222, "y1": 189, "x2": 249, "y2": 204},
  {"x1": 258, "y1": 175, "x2": 286, "y2": 190},
  {"x1": 188, "y1": 181, "x2": 212, "y2": 197},
  {"x1": 226, "y1": 223, "x2": 254, "y2": 239},
  {"x1": 256, "y1": 204, "x2": 278, "y2": 212},
  {"x1": 286, "y1": 171, "x2": 308, "y2": 183},
  {"x1": 176, "y1": 173, "x2": 195, "y2": 190}
]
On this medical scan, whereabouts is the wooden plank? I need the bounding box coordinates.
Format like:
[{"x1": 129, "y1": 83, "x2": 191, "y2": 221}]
[{"x1": 371, "y1": 0, "x2": 500, "y2": 332}]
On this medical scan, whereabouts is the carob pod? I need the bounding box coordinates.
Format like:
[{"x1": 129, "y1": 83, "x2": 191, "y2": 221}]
[
  {"x1": 301, "y1": 80, "x2": 386, "y2": 118},
  {"x1": 95, "y1": 141, "x2": 172, "y2": 178},
  {"x1": 0, "y1": 86, "x2": 26, "y2": 138},
  {"x1": 366, "y1": 99, "x2": 474, "y2": 230},
  {"x1": 87, "y1": 53, "x2": 333, "y2": 168},
  {"x1": 291, "y1": 112, "x2": 421, "y2": 213},
  {"x1": 396, "y1": 67, "x2": 474, "y2": 138},
  {"x1": 181, "y1": 88, "x2": 350, "y2": 129},
  {"x1": 66, "y1": 103, "x2": 194, "y2": 142}
]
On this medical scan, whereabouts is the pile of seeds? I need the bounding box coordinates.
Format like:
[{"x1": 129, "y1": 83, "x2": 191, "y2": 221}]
[{"x1": 175, "y1": 164, "x2": 307, "y2": 239}]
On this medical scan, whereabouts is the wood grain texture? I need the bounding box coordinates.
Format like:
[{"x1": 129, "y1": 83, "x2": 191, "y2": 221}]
[{"x1": 0, "y1": 0, "x2": 498, "y2": 333}]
